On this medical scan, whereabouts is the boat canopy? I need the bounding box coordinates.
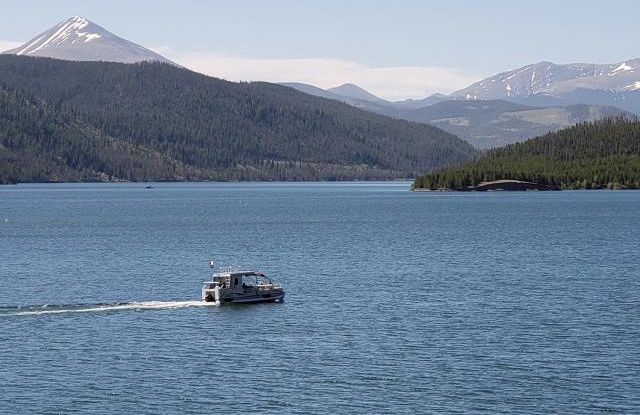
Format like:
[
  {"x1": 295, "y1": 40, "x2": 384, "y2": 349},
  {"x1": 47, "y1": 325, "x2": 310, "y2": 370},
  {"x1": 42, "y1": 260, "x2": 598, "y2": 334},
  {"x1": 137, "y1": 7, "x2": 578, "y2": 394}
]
[{"x1": 213, "y1": 271, "x2": 265, "y2": 278}]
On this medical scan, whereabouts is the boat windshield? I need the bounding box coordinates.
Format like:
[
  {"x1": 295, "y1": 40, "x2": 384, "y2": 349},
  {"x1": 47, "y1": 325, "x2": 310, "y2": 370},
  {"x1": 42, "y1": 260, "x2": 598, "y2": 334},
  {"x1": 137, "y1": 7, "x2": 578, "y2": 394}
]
[{"x1": 241, "y1": 274, "x2": 272, "y2": 287}]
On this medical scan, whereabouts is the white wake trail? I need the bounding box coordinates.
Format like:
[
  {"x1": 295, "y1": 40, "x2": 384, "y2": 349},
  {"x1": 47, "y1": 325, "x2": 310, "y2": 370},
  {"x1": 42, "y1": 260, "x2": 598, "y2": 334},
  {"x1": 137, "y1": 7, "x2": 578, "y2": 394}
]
[{"x1": 5, "y1": 300, "x2": 214, "y2": 316}]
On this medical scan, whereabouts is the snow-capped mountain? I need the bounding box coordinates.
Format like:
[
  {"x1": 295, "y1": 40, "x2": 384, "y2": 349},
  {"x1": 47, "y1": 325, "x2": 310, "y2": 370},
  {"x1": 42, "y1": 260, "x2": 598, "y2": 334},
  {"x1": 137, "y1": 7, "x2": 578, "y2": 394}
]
[
  {"x1": 2, "y1": 16, "x2": 173, "y2": 64},
  {"x1": 453, "y1": 59, "x2": 640, "y2": 100}
]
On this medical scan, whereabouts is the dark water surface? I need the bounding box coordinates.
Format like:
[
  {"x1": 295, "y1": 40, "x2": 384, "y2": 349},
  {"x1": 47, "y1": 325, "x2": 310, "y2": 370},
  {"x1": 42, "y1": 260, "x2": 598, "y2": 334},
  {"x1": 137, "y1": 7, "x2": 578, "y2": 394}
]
[{"x1": 1, "y1": 182, "x2": 639, "y2": 414}]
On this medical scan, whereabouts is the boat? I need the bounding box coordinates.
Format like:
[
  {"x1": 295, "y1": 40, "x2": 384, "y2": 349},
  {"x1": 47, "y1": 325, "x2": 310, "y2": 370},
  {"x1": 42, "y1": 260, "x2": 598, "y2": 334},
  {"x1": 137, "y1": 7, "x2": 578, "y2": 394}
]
[{"x1": 202, "y1": 264, "x2": 285, "y2": 305}]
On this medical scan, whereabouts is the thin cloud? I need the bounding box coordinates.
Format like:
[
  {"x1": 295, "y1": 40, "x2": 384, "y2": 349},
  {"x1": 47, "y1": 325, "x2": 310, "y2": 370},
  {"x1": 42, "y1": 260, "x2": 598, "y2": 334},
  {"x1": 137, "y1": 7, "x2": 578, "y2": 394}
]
[
  {"x1": 0, "y1": 40, "x2": 21, "y2": 52},
  {"x1": 1, "y1": 40, "x2": 481, "y2": 100},
  {"x1": 154, "y1": 47, "x2": 481, "y2": 101}
]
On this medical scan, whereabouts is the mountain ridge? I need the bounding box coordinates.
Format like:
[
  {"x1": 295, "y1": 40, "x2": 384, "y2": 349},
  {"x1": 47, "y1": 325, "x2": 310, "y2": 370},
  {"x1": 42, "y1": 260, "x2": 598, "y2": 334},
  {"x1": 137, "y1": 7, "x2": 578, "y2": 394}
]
[
  {"x1": 450, "y1": 59, "x2": 640, "y2": 114},
  {"x1": 453, "y1": 59, "x2": 640, "y2": 99}
]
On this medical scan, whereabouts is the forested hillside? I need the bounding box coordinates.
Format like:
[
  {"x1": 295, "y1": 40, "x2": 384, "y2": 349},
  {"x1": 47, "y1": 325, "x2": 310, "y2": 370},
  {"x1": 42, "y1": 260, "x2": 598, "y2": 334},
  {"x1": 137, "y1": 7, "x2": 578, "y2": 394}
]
[
  {"x1": 0, "y1": 55, "x2": 476, "y2": 184},
  {"x1": 413, "y1": 117, "x2": 640, "y2": 190}
]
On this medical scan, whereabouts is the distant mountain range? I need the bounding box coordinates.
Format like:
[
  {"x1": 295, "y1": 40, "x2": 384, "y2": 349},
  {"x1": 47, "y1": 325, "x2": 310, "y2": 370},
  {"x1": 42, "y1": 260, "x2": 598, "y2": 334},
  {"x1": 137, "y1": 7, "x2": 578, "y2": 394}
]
[
  {"x1": 2, "y1": 16, "x2": 638, "y2": 156},
  {"x1": 2, "y1": 16, "x2": 173, "y2": 64},
  {"x1": 283, "y1": 81, "x2": 633, "y2": 149},
  {"x1": 321, "y1": 59, "x2": 640, "y2": 115}
]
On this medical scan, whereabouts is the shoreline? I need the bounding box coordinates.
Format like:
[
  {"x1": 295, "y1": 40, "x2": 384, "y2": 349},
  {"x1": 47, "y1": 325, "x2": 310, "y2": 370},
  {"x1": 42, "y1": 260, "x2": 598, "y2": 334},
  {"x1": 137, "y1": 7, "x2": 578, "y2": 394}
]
[
  {"x1": 0, "y1": 179, "x2": 415, "y2": 187},
  {"x1": 411, "y1": 179, "x2": 639, "y2": 192},
  {"x1": 412, "y1": 187, "x2": 640, "y2": 192}
]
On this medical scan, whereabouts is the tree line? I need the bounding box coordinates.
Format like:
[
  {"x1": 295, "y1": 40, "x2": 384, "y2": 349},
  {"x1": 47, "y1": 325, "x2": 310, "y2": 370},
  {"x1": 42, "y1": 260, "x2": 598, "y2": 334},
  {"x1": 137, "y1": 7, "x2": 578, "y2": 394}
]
[{"x1": 413, "y1": 117, "x2": 640, "y2": 190}]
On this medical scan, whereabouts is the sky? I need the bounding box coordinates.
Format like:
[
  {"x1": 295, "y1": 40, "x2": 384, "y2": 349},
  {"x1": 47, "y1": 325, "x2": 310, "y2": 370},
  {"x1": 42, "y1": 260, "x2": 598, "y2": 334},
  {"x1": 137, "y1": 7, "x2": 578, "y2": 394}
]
[{"x1": 1, "y1": 0, "x2": 639, "y2": 100}]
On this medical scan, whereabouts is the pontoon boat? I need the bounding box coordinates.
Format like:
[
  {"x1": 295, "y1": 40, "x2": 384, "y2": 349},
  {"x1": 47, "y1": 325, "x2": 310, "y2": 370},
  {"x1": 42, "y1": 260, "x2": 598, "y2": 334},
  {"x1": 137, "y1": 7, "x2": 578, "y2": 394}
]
[{"x1": 202, "y1": 266, "x2": 285, "y2": 305}]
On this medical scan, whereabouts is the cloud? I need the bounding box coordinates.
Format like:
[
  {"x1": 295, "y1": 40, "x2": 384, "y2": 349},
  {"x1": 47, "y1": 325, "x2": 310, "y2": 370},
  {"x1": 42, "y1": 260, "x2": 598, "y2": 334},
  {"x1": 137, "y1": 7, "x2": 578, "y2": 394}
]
[
  {"x1": 0, "y1": 40, "x2": 21, "y2": 53},
  {"x1": 154, "y1": 47, "x2": 480, "y2": 101},
  {"x1": 0, "y1": 39, "x2": 479, "y2": 100}
]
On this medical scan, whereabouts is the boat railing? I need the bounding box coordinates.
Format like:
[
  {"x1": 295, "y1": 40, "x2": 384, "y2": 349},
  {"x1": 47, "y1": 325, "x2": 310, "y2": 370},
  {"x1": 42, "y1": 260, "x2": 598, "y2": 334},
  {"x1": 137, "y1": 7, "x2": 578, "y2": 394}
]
[
  {"x1": 212, "y1": 265, "x2": 245, "y2": 274},
  {"x1": 257, "y1": 282, "x2": 282, "y2": 290}
]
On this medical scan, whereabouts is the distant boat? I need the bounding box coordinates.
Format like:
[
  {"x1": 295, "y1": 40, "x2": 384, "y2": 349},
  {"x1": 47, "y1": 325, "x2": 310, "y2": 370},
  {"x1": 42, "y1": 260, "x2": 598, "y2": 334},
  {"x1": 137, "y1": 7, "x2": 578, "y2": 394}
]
[{"x1": 145, "y1": 185, "x2": 153, "y2": 189}]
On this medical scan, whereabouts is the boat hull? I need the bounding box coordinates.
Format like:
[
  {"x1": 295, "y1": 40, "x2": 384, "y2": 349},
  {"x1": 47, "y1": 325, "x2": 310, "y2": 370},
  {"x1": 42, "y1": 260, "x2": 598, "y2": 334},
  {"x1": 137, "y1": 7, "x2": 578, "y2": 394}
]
[
  {"x1": 203, "y1": 290, "x2": 285, "y2": 305},
  {"x1": 221, "y1": 291, "x2": 285, "y2": 304}
]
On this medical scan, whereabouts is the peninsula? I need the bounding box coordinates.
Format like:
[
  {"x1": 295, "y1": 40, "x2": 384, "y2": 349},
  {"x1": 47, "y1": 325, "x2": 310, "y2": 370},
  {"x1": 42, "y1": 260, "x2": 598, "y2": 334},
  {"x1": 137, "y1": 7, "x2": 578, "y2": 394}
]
[{"x1": 413, "y1": 117, "x2": 640, "y2": 191}]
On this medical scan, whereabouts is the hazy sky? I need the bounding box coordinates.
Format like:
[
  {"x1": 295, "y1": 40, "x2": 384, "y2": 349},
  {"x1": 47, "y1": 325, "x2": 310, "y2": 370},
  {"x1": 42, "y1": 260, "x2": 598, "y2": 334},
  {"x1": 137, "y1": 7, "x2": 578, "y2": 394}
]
[{"x1": 1, "y1": 0, "x2": 639, "y2": 100}]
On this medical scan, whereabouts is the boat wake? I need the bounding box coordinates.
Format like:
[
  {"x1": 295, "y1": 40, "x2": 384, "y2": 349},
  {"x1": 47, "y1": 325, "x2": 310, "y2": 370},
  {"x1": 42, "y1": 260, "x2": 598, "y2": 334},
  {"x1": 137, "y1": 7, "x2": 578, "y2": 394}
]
[{"x1": 0, "y1": 300, "x2": 213, "y2": 317}]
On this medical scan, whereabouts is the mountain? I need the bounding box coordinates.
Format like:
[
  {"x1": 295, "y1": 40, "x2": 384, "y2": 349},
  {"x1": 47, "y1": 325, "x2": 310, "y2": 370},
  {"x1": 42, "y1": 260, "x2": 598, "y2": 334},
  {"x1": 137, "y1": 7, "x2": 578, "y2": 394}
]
[
  {"x1": 393, "y1": 93, "x2": 449, "y2": 109},
  {"x1": 453, "y1": 59, "x2": 640, "y2": 114},
  {"x1": 2, "y1": 16, "x2": 173, "y2": 64},
  {"x1": 399, "y1": 99, "x2": 631, "y2": 149},
  {"x1": 454, "y1": 60, "x2": 640, "y2": 99},
  {"x1": 413, "y1": 117, "x2": 640, "y2": 191},
  {"x1": 327, "y1": 83, "x2": 390, "y2": 104},
  {"x1": 0, "y1": 55, "x2": 477, "y2": 184},
  {"x1": 279, "y1": 82, "x2": 347, "y2": 101},
  {"x1": 281, "y1": 82, "x2": 398, "y2": 114}
]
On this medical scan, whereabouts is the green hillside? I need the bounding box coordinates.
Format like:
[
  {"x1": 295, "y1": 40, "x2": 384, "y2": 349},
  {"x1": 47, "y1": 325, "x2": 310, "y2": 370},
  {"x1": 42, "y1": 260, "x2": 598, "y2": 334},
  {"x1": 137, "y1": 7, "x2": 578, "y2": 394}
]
[
  {"x1": 0, "y1": 55, "x2": 476, "y2": 184},
  {"x1": 413, "y1": 117, "x2": 640, "y2": 190}
]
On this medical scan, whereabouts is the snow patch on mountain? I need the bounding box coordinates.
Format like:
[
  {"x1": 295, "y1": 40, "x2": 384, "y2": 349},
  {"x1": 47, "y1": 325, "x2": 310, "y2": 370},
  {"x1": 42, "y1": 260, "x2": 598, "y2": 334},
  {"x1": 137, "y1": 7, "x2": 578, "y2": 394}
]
[
  {"x1": 611, "y1": 62, "x2": 633, "y2": 75},
  {"x1": 18, "y1": 17, "x2": 95, "y2": 55},
  {"x1": 625, "y1": 81, "x2": 640, "y2": 91}
]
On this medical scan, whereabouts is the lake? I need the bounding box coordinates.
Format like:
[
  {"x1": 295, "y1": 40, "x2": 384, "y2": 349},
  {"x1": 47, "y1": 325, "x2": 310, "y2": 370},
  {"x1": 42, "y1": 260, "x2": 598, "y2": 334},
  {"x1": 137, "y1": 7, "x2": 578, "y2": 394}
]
[{"x1": 1, "y1": 182, "x2": 638, "y2": 414}]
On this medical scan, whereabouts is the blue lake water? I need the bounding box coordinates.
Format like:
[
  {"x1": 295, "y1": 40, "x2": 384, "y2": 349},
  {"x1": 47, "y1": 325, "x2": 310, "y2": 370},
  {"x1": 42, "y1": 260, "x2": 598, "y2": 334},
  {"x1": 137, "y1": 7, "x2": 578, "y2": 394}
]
[{"x1": 1, "y1": 182, "x2": 639, "y2": 414}]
